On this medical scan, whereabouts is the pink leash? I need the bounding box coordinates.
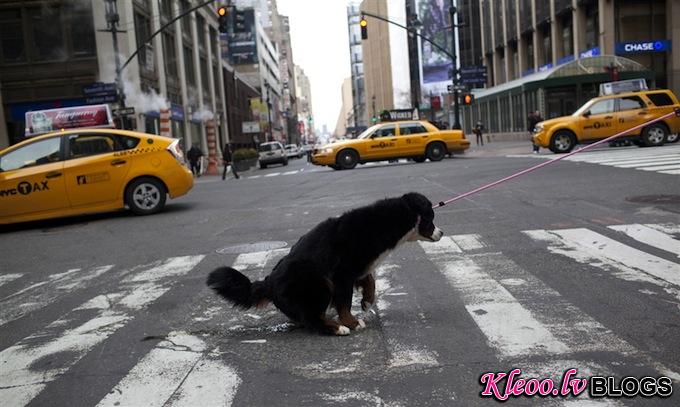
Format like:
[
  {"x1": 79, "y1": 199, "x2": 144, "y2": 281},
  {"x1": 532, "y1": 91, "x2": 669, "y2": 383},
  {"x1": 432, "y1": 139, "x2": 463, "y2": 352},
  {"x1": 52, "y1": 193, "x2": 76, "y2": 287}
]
[{"x1": 434, "y1": 108, "x2": 680, "y2": 209}]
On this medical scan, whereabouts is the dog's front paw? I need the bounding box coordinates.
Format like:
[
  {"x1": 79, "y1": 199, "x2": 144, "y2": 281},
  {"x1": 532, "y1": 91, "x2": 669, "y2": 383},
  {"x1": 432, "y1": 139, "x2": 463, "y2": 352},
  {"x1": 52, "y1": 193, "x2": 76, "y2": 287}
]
[
  {"x1": 335, "y1": 325, "x2": 351, "y2": 336},
  {"x1": 361, "y1": 299, "x2": 374, "y2": 312}
]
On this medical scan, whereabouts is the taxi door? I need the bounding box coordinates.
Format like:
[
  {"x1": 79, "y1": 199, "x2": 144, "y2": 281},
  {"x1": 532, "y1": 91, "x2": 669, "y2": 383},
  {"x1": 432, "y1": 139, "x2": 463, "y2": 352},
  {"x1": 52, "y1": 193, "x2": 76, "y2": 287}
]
[
  {"x1": 0, "y1": 136, "x2": 69, "y2": 220},
  {"x1": 615, "y1": 95, "x2": 653, "y2": 136},
  {"x1": 397, "y1": 122, "x2": 428, "y2": 155},
  {"x1": 364, "y1": 124, "x2": 398, "y2": 160},
  {"x1": 62, "y1": 133, "x2": 132, "y2": 208},
  {"x1": 579, "y1": 99, "x2": 616, "y2": 141}
]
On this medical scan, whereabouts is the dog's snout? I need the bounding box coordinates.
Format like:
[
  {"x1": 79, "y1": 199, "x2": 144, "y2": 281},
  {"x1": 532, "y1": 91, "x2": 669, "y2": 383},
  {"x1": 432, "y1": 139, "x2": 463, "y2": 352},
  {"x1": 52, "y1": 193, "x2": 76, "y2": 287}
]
[{"x1": 431, "y1": 227, "x2": 443, "y2": 242}]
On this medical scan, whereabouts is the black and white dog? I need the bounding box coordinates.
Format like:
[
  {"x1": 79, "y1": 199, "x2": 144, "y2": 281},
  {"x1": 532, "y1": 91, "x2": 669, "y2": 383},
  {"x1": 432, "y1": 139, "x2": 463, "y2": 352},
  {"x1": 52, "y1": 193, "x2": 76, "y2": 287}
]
[{"x1": 207, "y1": 192, "x2": 443, "y2": 335}]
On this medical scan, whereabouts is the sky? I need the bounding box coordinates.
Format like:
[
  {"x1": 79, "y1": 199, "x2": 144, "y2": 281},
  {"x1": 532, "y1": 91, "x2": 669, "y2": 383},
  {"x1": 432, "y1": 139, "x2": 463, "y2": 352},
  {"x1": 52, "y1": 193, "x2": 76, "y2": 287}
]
[{"x1": 277, "y1": 0, "x2": 353, "y2": 134}]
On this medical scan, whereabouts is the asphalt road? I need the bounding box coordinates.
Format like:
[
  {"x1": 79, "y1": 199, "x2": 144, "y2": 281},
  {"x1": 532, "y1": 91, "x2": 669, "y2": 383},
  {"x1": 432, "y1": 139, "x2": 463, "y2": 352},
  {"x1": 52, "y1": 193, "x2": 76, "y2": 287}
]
[{"x1": 1, "y1": 143, "x2": 679, "y2": 406}]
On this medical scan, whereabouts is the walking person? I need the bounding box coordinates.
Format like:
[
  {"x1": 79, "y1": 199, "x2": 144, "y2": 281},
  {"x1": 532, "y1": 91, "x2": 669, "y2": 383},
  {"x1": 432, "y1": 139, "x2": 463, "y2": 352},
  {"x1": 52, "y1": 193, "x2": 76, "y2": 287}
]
[
  {"x1": 222, "y1": 143, "x2": 239, "y2": 180},
  {"x1": 528, "y1": 111, "x2": 543, "y2": 153},
  {"x1": 474, "y1": 121, "x2": 484, "y2": 146},
  {"x1": 187, "y1": 144, "x2": 204, "y2": 177}
]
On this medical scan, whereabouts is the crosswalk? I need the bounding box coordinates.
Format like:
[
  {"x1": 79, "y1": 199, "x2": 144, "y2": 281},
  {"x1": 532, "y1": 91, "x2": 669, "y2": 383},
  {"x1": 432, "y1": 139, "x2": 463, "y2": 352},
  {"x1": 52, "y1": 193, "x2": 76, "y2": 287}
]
[
  {"x1": 1, "y1": 223, "x2": 678, "y2": 405},
  {"x1": 508, "y1": 144, "x2": 680, "y2": 175}
]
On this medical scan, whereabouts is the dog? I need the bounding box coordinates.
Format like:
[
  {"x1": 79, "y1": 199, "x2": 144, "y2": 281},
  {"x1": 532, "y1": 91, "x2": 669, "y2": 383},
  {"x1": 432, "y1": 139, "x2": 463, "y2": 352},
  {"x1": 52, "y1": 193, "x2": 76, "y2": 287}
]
[{"x1": 206, "y1": 192, "x2": 443, "y2": 335}]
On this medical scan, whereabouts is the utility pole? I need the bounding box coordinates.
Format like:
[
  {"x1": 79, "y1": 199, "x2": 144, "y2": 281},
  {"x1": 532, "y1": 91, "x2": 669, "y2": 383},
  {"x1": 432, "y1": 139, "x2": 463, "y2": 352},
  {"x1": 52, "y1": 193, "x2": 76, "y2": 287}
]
[
  {"x1": 405, "y1": 0, "x2": 421, "y2": 111},
  {"x1": 103, "y1": 0, "x2": 127, "y2": 128},
  {"x1": 449, "y1": 0, "x2": 461, "y2": 130},
  {"x1": 264, "y1": 82, "x2": 273, "y2": 142}
]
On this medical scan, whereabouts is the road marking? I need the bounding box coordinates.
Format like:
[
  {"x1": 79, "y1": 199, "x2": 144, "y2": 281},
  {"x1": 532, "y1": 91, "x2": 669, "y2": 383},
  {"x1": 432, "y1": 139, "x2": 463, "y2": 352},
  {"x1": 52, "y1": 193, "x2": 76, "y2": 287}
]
[
  {"x1": 524, "y1": 228, "x2": 680, "y2": 286},
  {"x1": 247, "y1": 175, "x2": 261, "y2": 179},
  {"x1": 96, "y1": 332, "x2": 240, "y2": 407},
  {"x1": 608, "y1": 224, "x2": 680, "y2": 258},
  {"x1": 660, "y1": 169, "x2": 680, "y2": 174},
  {"x1": 0, "y1": 273, "x2": 23, "y2": 287},
  {"x1": 231, "y1": 248, "x2": 290, "y2": 270},
  {"x1": 0, "y1": 265, "x2": 114, "y2": 326},
  {"x1": 612, "y1": 159, "x2": 680, "y2": 168},
  {"x1": 264, "y1": 172, "x2": 280, "y2": 177},
  {"x1": 282, "y1": 170, "x2": 298, "y2": 175},
  {"x1": 589, "y1": 153, "x2": 680, "y2": 164},
  {"x1": 640, "y1": 163, "x2": 680, "y2": 171},
  {"x1": 0, "y1": 256, "x2": 205, "y2": 407}
]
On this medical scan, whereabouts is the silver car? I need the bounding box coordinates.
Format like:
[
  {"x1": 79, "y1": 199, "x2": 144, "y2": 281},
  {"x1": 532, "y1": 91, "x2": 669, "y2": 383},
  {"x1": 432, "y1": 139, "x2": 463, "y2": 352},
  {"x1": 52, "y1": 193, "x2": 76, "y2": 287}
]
[{"x1": 258, "y1": 141, "x2": 288, "y2": 169}]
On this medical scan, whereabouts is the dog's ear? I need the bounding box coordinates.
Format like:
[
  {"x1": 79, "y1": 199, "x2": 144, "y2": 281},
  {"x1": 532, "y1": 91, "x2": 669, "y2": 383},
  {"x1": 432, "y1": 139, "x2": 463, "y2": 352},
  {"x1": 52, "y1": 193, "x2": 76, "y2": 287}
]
[{"x1": 402, "y1": 192, "x2": 431, "y2": 214}]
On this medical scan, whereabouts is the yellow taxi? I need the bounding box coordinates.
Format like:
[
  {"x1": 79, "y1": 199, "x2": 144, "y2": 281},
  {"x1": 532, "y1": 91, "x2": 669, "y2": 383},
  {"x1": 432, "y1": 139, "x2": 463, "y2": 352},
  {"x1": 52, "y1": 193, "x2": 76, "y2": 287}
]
[
  {"x1": 0, "y1": 129, "x2": 193, "y2": 225},
  {"x1": 532, "y1": 88, "x2": 680, "y2": 153},
  {"x1": 312, "y1": 120, "x2": 470, "y2": 170}
]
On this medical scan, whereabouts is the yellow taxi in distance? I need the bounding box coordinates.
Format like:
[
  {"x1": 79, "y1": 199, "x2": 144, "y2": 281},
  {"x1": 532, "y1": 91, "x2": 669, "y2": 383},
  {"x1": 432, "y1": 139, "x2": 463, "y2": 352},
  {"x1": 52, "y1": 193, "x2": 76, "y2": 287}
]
[
  {"x1": 532, "y1": 89, "x2": 680, "y2": 153},
  {"x1": 0, "y1": 129, "x2": 193, "y2": 225},
  {"x1": 312, "y1": 120, "x2": 470, "y2": 170}
]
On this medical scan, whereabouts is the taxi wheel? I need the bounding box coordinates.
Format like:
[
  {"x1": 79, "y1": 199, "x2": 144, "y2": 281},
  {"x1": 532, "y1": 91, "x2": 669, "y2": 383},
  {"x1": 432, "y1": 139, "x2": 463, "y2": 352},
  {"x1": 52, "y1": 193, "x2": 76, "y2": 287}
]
[
  {"x1": 666, "y1": 133, "x2": 679, "y2": 143},
  {"x1": 125, "y1": 177, "x2": 167, "y2": 215},
  {"x1": 642, "y1": 124, "x2": 667, "y2": 147},
  {"x1": 549, "y1": 131, "x2": 576, "y2": 153},
  {"x1": 337, "y1": 149, "x2": 358, "y2": 170},
  {"x1": 426, "y1": 142, "x2": 446, "y2": 161}
]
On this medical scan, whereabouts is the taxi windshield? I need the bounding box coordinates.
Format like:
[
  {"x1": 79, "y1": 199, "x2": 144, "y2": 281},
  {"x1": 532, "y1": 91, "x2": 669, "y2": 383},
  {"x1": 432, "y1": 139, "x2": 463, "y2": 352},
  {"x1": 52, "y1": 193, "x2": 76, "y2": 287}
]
[
  {"x1": 572, "y1": 100, "x2": 595, "y2": 116},
  {"x1": 357, "y1": 124, "x2": 383, "y2": 139}
]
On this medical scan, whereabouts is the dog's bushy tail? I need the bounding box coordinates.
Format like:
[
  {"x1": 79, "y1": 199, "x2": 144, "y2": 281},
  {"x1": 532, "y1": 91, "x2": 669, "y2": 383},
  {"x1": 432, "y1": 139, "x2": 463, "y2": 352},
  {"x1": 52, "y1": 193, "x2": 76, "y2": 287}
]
[{"x1": 206, "y1": 267, "x2": 270, "y2": 309}]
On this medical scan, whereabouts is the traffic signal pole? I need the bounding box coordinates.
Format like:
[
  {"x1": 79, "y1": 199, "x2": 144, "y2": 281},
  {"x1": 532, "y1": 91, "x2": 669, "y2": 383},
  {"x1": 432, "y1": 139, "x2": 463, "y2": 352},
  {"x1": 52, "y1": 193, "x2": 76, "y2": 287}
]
[{"x1": 449, "y1": 0, "x2": 461, "y2": 130}]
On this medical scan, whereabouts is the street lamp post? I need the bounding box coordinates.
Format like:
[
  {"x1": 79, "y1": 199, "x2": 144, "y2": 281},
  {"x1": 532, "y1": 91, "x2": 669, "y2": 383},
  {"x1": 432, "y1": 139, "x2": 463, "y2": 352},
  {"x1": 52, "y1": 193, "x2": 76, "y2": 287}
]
[{"x1": 449, "y1": 0, "x2": 461, "y2": 130}]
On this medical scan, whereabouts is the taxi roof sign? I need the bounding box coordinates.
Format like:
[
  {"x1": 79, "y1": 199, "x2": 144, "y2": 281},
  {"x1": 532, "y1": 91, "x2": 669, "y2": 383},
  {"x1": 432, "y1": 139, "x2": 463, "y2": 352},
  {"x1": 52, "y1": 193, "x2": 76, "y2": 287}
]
[
  {"x1": 599, "y1": 78, "x2": 647, "y2": 96},
  {"x1": 25, "y1": 104, "x2": 114, "y2": 137}
]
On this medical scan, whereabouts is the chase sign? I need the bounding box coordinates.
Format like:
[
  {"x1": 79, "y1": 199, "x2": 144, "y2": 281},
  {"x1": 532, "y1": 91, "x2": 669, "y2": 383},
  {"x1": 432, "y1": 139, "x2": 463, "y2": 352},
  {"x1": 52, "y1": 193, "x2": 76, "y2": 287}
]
[{"x1": 615, "y1": 40, "x2": 671, "y2": 54}]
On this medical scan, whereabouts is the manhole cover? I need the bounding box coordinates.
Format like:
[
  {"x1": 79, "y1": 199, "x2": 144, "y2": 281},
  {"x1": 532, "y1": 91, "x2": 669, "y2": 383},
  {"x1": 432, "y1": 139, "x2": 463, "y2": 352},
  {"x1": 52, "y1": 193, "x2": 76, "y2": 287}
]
[
  {"x1": 626, "y1": 195, "x2": 680, "y2": 204},
  {"x1": 216, "y1": 241, "x2": 288, "y2": 254}
]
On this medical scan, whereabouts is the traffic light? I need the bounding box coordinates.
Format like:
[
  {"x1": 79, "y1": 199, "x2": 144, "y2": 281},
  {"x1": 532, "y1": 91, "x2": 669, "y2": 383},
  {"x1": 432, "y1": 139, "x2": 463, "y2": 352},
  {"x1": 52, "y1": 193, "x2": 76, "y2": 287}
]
[
  {"x1": 462, "y1": 93, "x2": 474, "y2": 105},
  {"x1": 217, "y1": 6, "x2": 228, "y2": 33},
  {"x1": 360, "y1": 16, "x2": 368, "y2": 40}
]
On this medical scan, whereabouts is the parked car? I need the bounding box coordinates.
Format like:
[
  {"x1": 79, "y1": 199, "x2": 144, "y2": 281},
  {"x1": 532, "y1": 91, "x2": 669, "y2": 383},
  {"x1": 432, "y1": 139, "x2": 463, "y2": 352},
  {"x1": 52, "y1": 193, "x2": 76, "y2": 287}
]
[
  {"x1": 258, "y1": 141, "x2": 288, "y2": 168},
  {"x1": 532, "y1": 87, "x2": 680, "y2": 153},
  {"x1": 0, "y1": 129, "x2": 193, "y2": 225},
  {"x1": 311, "y1": 120, "x2": 469, "y2": 170},
  {"x1": 285, "y1": 144, "x2": 304, "y2": 159}
]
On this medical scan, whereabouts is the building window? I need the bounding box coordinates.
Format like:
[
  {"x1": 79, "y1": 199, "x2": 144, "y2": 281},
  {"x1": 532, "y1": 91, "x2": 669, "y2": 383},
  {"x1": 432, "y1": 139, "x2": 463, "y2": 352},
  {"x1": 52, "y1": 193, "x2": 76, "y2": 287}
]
[
  {"x1": 0, "y1": 9, "x2": 26, "y2": 63},
  {"x1": 196, "y1": 15, "x2": 206, "y2": 50},
  {"x1": 160, "y1": 0, "x2": 173, "y2": 22},
  {"x1": 200, "y1": 55, "x2": 210, "y2": 94},
  {"x1": 68, "y1": 3, "x2": 96, "y2": 57},
  {"x1": 30, "y1": 7, "x2": 65, "y2": 61},
  {"x1": 542, "y1": 26, "x2": 551, "y2": 66},
  {"x1": 184, "y1": 46, "x2": 195, "y2": 86},
  {"x1": 562, "y1": 17, "x2": 573, "y2": 57},
  {"x1": 585, "y1": 6, "x2": 598, "y2": 50},
  {"x1": 526, "y1": 36, "x2": 534, "y2": 70},
  {"x1": 135, "y1": 11, "x2": 154, "y2": 73},
  {"x1": 163, "y1": 33, "x2": 178, "y2": 81},
  {"x1": 180, "y1": 0, "x2": 192, "y2": 35}
]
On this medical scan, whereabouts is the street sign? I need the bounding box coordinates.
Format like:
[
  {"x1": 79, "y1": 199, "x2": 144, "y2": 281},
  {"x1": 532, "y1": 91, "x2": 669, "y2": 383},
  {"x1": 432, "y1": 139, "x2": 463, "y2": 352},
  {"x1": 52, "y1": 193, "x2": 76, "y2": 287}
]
[
  {"x1": 85, "y1": 95, "x2": 117, "y2": 104},
  {"x1": 461, "y1": 77, "x2": 487, "y2": 85},
  {"x1": 113, "y1": 107, "x2": 136, "y2": 116},
  {"x1": 447, "y1": 84, "x2": 467, "y2": 92},
  {"x1": 460, "y1": 65, "x2": 487, "y2": 85},
  {"x1": 82, "y1": 82, "x2": 117, "y2": 96}
]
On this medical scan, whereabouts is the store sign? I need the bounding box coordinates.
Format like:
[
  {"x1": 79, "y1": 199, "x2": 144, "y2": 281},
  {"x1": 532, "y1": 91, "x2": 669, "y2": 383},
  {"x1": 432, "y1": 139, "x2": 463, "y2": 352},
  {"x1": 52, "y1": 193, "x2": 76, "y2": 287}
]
[
  {"x1": 242, "y1": 121, "x2": 260, "y2": 133},
  {"x1": 579, "y1": 47, "x2": 600, "y2": 58},
  {"x1": 170, "y1": 103, "x2": 185, "y2": 121},
  {"x1": 615, "y1": 40, "x2": 671, "y2": 54},
  {"x1": 25, "y1": 104, "x2": 114, "y2": 137}
]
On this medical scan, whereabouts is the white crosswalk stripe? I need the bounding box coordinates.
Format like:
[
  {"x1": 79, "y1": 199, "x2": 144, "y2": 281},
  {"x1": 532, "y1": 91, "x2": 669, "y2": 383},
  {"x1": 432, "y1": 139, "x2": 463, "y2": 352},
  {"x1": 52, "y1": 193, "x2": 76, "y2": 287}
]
[
  {"x1": 508, "y1": 144, "x2": 680, "y2": 174},
  {"x1": 1, "y1": 223, "x2": 678, "y2": 405}
]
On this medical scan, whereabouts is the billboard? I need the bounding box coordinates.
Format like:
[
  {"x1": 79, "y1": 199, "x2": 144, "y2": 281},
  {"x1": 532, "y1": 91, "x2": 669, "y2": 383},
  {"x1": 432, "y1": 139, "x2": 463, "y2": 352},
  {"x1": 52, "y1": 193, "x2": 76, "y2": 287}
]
[
  {"x1": 25, "y1": 104, "x2": 114, "y2": 137},
  {"x1": 417, "y1": 0, "x2": 452, "y2": 94},
  {"x1": 222, "y1": 8, "x2": 258, "y2": 65}
]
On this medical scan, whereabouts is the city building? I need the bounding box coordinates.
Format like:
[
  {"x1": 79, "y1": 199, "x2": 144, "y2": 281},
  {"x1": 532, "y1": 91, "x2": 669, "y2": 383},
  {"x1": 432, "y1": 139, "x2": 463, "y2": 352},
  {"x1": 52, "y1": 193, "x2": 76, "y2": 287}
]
[
  {"x1": 294, "y1": 64, "x2": 314, "y2": 144},
  {"x1": 360, "y1": 0, "x2": 411, "y2": 123},
  {"x1": 223, "y1": 66, "x2": 262, "y2": 148},
  {"x1": 334, "y1": 77, "x2": 354, "y2": 138},
  {"x1": 464, "y1": 0, "x2": 679, "y2": 138},
  {"x1": 347, "y1": 2, "x2": 367, "y2": 128},
  {"x1": 0, "y1": 0, "x2": 231, "y2": 156}
]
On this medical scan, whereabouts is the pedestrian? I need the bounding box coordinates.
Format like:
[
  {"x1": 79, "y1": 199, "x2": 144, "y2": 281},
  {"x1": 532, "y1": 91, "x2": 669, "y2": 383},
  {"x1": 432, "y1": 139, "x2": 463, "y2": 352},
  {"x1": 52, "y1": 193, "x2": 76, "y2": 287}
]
[
  {"x1": 222, "y1": 143, "x2": 239, "y2": 180},
  {"x1": 187, "y1": 144, "x2": 203, "y2": 177},
  {"x1": 528, "y1": 111, "x2": 543, "y2": 153},
  {"x1": 474, "y1": 121, "x2": 484, "y2": 146}
]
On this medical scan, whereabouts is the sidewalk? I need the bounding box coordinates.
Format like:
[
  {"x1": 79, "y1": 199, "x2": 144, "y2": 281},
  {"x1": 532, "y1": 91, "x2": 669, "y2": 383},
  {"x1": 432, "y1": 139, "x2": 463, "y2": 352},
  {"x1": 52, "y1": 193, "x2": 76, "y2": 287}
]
[{"x1": 463, "y1": 140, "x2": 541, "y2": 158}]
